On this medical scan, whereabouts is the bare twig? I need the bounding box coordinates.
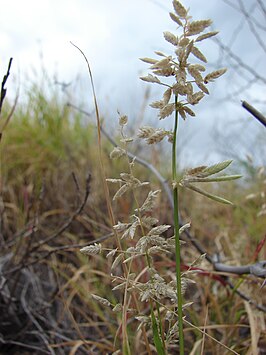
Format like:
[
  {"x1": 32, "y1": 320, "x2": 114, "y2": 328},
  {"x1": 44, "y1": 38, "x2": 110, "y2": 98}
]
[
  {"x1": 0, "y1": 58, "x2": 13, "y2": 115},
  {"x1": 242, "y1": 100, "x2": 266, "y2": 127},
  {"x1": 238, "y1": 0, "x2": 266, "y2": 53},
  {"x1": 7, "y1": 232, "x2": 114, "y2": 270},
  {"x1": 0, "y1": 338, "x2": 50, "y2": 354},
  {"x1": 31, "y1": 173, "x2": 91, "y2": 252},
  {"x1": 213, "y1": 36, "x2": 266, "y2": 85},
  {"x1": 214, "y1": 260, "x2": 266, "y2": 278},
  {"x1": 20, "y1": 277, "x2": 56, "y2": 355}
]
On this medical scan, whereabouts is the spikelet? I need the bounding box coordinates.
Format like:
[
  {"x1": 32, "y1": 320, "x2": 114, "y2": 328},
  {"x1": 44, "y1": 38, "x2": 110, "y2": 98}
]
[
  {"x1": 179, "y1": 107, "x2": 186, "y2": 120},
  {"x1": 173, "y1": 0, "x2": 187, "y2": 18},
  {"x1": 179, "y1": 222, "x2": 191, "y2": 234},
  {"x1": 196, "y1": 31, "x2": 219, "y2": 42},
  {"x1": 183, "y1": 106, "x2": 195, "y2": 117},
  {"x1": 140, "y1": 57, "x2": 157, "y2": 64},
  {"x1": 163, "y1": 31, "x2": 178, "y2": 46},
  {"x1": 178, "y1": 37, "x2": 190, "y2": 47},
  {"x1": 106, "y1": 248, "x2": 117, "y2": 258},
  {"x1": 147, "y1": 129, "x2": 168, "y2": 144},
  {"x1": 190, "y1": 64, "x2": 206, "y2": 72},
  {"x1": 188, "y1": 65, "x2": 203, "y2": 83},
  {"x1": 153, "y1": 67, "x2": 175, "y2": 77},
  {"x1": 154, "y1": 50, "x2": 167, "y2": 57},
  {"x1": 138, "y1": 126, "x2": 168, "y2": 144},
  {"x1": 163, "y1": 88, "x2": 172, "y2": 104},
  {"x1": 119, "y1": 115, "x2": 128, "y2": 126},
  {"x1": 187, "y1": 92, "x2": 205, "y2": 105},
  {"x1": 172, "y1": 83, "x2": 189, "y2": 96},
  {"x1": 110, "y1": 147, "x2": 126, "y2": 159},
  {"x1": 186, "y1": 20, "x2": 212, "y2": 36},
  {"x1": 169, "y1": 12, "x2": 183, "y2": 26},
  {"x1": 159, "y1": 103, "x2": 176, "y2": 119},
  {"x1": 149, "y1": 100, "x2": 164, "y2": 109},
  {"x1": 140, "y1": 74, "x2": 161, "y2": 84},
  {"x1": 112, "y1": 304, "x2": 123, "y2": 312},
  {"x1": 91, "y1": 294, "x2": 111, "y2": 307},
  {"x1": 196, "y1": 81, "x2": 209, "y2": 94},
  {"x1": 138, "y1": 190, "x2": 161, "y2": 213},
  {"x1": 151, "y1": 57, "x2": 171, "y2": 69},
  {"x1": 138, "y1": 126, "x2": 156, "y2": 138},
  {"x1": 175, "y1": 68, "x2": 187, "y2": 86},
  {"x1": 191, "y1": 46, "x2": 207, "y2": 63},
  {"x1": 80, "y1": 243, "x2": 102, "y2": 255},
  {"x1": 111, "y1": 253, "x2": 124, "y2": 269},
  {"x1": 204, "y1": 68, "x2": 227, "y2": 83}
]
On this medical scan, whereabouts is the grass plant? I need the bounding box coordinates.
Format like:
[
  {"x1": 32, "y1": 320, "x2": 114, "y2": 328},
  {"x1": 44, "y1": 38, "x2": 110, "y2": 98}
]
[{"x1": 80, "y1": 1, "x2": 246, "y2": 354}]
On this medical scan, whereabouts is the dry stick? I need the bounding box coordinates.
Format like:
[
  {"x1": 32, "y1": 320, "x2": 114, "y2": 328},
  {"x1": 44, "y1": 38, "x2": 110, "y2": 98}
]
[
  {"x1": 11, "y1": 233, "x2": 115, "y2": 274},
  {"x1": 31, "y1": 173, "x2": 91, "y2": 252},
  {"x1": 0, "y1": 339, "x2": 50, "y2": 354},
  {"x1": 20, "y1": 279, "x2": 56, "y2": 355},
  {"x1": 0, "y1": 58, "x2": 14, "y2": 242},
  {"x1": 213, "y1": 36, "x2": 266, "y2": 85},
  {"x1": 242, "y1": 100, "x2": 266, "y2": 127},
  {"x1": 0, "y1": 58, "x2": 13, "y2": 115},
  {"x1": 67, "y1": 103, "x2": 266, "y2": 312}
]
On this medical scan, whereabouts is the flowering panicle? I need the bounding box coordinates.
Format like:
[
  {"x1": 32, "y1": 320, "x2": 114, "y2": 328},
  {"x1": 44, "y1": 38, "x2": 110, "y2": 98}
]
[
  {"x1": 139, "y1": 0, "x2": 227, "y2": 125},
  {"x1": 80, "y1": 1, "x2": 237, "y2": 353}
]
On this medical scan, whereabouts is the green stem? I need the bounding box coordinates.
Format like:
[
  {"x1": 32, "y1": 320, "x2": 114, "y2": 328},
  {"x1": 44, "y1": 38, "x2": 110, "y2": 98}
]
[{"x1": 172, "y1": 95, "x2": 184, "y2": 354}]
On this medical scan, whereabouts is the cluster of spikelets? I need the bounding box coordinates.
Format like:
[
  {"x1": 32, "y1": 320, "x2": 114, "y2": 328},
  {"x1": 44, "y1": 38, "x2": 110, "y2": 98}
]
[{"x1": 138, "y1": 0, "x2": 226, "y2": 144}]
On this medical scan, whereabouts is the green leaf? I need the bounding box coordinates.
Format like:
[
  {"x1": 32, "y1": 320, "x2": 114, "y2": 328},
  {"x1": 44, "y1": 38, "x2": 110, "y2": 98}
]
[
  {"x1": 186, "y1": 184, "x2": 234, "y2": 205},
  {"x1": 191, "y1": 174, "x2": 242, "y2": 183},
  {"x1": 151, "y1": 308, "x2": 166, "y2": 355}
]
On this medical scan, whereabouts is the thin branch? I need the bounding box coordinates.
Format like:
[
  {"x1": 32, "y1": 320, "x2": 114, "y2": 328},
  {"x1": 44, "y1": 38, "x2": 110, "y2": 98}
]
[
  {"x1": 213, "y1": 36, "x2": 266, "y2": 85},
  {"x1": 31, "y1": 173, "x2": 91, "y2": 252},
  {"x1": 238, "y1": 0, "x2": 266, "y2": 53},
  {"x1": 20, "y1": 279, "x2": 56, "y2": 355},
  {"x1": 242, "y1": 100, "x2": 266, "y2": 127},
  {"x1": 0, "y1": 58, "x2": 13, "y2": 115},
  {"x1": 0, "y1": 339, "x2": 50, "y2": 354}
]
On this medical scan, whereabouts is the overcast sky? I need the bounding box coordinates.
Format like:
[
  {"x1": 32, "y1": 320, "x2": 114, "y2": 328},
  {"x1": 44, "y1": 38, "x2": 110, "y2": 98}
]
[{"x1": 1, "y1": 0, "x2": 265, "y2": 167}]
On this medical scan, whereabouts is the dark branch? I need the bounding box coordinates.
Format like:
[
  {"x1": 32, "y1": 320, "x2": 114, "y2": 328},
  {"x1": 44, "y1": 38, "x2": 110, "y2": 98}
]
[
  {"x1": 242, "y1": 100, "x2": 266, "y2": 127},
  {"x1": 0, "y1": 58, "x2": 13, "y2": 115}
]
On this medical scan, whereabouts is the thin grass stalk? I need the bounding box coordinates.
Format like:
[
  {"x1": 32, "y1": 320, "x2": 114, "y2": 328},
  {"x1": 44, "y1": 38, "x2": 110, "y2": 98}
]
[
  {"x1": 70, "y1": 43, "x2": 133, "y2": 352},
  {"x1": 172, "y1": 95, "x2": 184, "y2": 354},
  {"x1": 122, "y1": 137, "x2": 154, "y2": 354}
]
